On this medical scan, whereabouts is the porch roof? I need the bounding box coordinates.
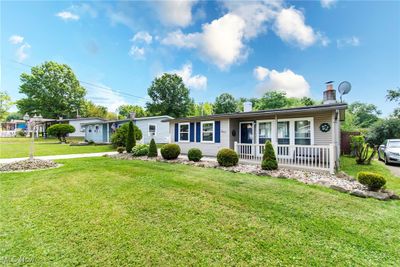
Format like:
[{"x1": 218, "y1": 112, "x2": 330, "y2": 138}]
[{"x1": 163, "y1": 103, "x2": 347, "y2": 123}]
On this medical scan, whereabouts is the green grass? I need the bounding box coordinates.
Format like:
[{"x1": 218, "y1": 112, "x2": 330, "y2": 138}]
[
  {"x1": 1, "y1": 157, "x2": 400, "y2": 266},
  {"x1": 0, "y1": 137, "x2": 114, "y2": 158},
  {"x1": 340, "y1": 155, "x2": 400, "y2": 193}
]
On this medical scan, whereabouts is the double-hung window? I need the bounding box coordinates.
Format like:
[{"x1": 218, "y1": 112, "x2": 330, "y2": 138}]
[
  {"x1": 179, "y1": 123, "x2": 189, "y2": 142},
  {"x1": 148, "y1": 124, "x2": 156, "y2": 136},
  {"x1": 201, "y1": 121, "x2": 214, "y2": 142},
  {"x1": 295, "y1": 120, "x2": 311, "y2": 145},
  {"x1": 258, "y1": 121, "x2": 272, "y2": 144},
  {"x1": 277, "y1": 121, "x2": 290, "y2": 145}
]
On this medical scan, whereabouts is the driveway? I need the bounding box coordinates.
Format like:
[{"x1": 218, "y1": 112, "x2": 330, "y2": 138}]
[{"x1": 386, "y1": 163, "x2": 400, "y2": 177}]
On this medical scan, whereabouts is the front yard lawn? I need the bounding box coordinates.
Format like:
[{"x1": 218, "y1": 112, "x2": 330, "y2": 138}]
[
  {"x1": 1, "y1": 157, "x2": 399, "y2": 266},
  {"x1": 0, "y1": 137, "x2": 114, "y2": 158},
  {"x1": 340, "y1": 155, "x2": 400, "y2": 193}
]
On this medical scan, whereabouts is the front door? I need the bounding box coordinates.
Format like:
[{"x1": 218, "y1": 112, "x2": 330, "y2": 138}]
[{"x1": 240, "y1": 122, "x2": 253, "y2": 144}]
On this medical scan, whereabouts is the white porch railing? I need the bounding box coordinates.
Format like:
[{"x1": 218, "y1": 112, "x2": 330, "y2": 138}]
[
  {"x1": 234, "y1": 142, "x2": 335, "y2": 174},
  {"x1": 0, "y1": 131, "x2": 17, "y2": 137}
]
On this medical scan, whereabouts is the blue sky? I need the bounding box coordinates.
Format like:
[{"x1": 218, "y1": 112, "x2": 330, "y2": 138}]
[{"x1": 1, "y1": 0, "x2": 399, "y2": 115}]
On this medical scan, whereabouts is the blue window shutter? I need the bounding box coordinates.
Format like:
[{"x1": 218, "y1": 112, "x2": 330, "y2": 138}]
[
  {"x1": 196, "y1": 122, "x2": 201, "y2": 142},
  {"x1": 190, "y1": 123, "x2": 194, "y2": 142},
  {"x1": 174, "y1": 123, "x2": 178, "y2": 142},
  {"x1": 215, "y1": 121, "x2": 221, "y2": 143}
]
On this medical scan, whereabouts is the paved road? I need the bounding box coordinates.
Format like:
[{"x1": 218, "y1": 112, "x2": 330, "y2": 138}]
[
  {"x1": 386, "y1": 163, "x2": 400, "y2": 177},
  {"x1": 0, "y1": 152, "x2": 118, "y2": 164}
]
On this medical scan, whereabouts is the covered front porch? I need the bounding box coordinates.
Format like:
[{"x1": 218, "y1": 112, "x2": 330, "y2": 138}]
[{"x1": 230, "y1": 117, "x2": 338, "y2": 174}]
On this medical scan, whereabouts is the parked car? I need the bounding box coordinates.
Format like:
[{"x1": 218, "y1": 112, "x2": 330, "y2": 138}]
[{"x1": 378, "y1": 139, "x2": 400, "y2": 164}]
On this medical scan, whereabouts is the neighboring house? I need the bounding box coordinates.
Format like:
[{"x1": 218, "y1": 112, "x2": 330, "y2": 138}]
[
  {"x1": 164, "y1": 83, "x2": 347, "y2": 173},
  {"x1": 58, "y1": 117, "x2": 106, "y2": 137},
  {"x1": 0, "y1": 120, "x2": 27, "y2": 137},
  {"x1": 82, "y1": 116, "x2": 173, "y2": 144}
]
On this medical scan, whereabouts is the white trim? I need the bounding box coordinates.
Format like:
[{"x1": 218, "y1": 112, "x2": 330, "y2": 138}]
[
  {"x1": 277, "y1": 117, "x2": 314, "y2": 146},
  {"x1": 256, "y1": 119, "x2": 273, "y2": 145},
  {"x1": 148, "y1": 123, "x2": 157, "y2": 137},
  {"x1": 178, "y1": 122, "x2": 190, "y2": 142},
  {"x1": 200, "y1": 121, "x2": 215, "y2": 143},
  {"x1": 239, "y1": 121, "x2": 254, "y2": 144}
]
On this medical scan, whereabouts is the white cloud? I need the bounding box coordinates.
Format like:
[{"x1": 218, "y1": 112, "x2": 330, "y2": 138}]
[
  {"x1": 129, "y1": 46, "x2": 145, "y2": 59},
  {"x1": 274, "y1": 7, "x2": 327, "y2": 49},
  {"x1": 161, "y1": 30, "x2": 198, "y2": 48},
  {"x1": 253, "y1": 66, "x2": 269, "y2": 81},
  {"x1": 70, "y1": 3, "x2": 97, "y2": 18},
  {"x1": 169, "y1": 63, "x2": 207, "y2": 90},
  {"x1": 162, "y1": 14, "x2": 247, "y2": 70},
  {"x1": 321, "y1": 0, "x2": 337, "y2": 9},
  {"x1": 131, "y1": 31, "x2": 153, "y2": 44},
  {"x1": 16, "y1": 43, "x2": 31, "y2": 62},
  {"x1": 154, "y1": 0, "x2": 198, "y2": 27},
  {"x1": 255, "y1": 67, "x2": 310, "y2": 97},
  {"x1": 9, "y1": 35, "x2": 24, "y2": 45},
  {"x1": 223, "y1": 1, "x2": 277, "y2": 39},
  {"x1": 86, "y1": 83, "x2": 128, "y2": 112},
  {"x1": 337, "y1": 36, "x2": 360, "y2": 48},
  {"x1": 56, "y1": 11, "x2": 80, "y2": 21}
]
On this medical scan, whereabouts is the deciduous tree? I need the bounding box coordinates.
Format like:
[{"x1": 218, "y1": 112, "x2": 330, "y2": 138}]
[
  {"x1": 146, "y1": 74, "x2": 193, "y2": 118},
  {"x1": 16, "y1": 61, "x2": 86, "y2": 119},
  {"x1": 214, "y1": 93, "x2": 237, "y2": 114},
  {"x1": 0, "y1": 91, "x2": 13, "y2": 121}
]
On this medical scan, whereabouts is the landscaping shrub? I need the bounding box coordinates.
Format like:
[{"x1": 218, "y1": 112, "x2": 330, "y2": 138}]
[
  {"x1": 357, "y1": 171, "x2": 386, "y2": 191},
  {"x1": 261, "y1": 141, "x2": 278, "y2": 170},
  {"x1": 351, "y1": 135, "x2": 376, "y2": 165},
  {"x1": 47, "y1": 124, "x2": 75, "y2": 142},
  {"x1": 188, "y1": 148, "x2": 202, "y2": 162},
  {"x1": 126, "y1": 121, "x2": 134, "y2": 153},
  {"x1": 217, "y1": 148, "x2": 238, "y2": 167},
  {"x1": 148, "y1": 138, "x2": 158, "y2": 157},
  {"x1": 117, "y1": 147, "x2": 125, "y2": 154},
  {"x1": 161, "y1": 144, "x2": 181, "y2": 160},
  {"x1": 16, "y1": 130, "x2": 25, "y2": 137},
  {"x1": 110, "y1": 123, "x2": 142, "y2": 148},
  {"x1": 132, "y1": 144, "x2": 149, "y2": 157}
]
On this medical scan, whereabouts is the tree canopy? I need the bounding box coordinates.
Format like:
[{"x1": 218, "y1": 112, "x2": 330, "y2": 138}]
[
  {"x1": 348, "y1": 102, "x2": 382, "y2": 128},
  {"x1": 386, "y1": 87, "x2": 400, "y2": 118},
  {"x1": 255, "y1": 91, "x2": 288, "y2": 110},
  {"x1": 146, "y1": 73, "x2": 193, "y2": 118},
  {"x1": 16, "y1": 61, "x2": 86, "y2": 119},
  {"x1": 213, "y1": 93, "x2": 237, "y2": 114},
  {"x1": 0, "y1": 91, "x2": 13, "y2": 121},
  {"x1": 117, "y1": 104, "x2": 147, "y2": 119},
  {"x1": 81, "y1": 101, "x2": 108, "y2": 118},
  {"x1": 366, "y1": 118, "x2": 400, "y2": 145}
]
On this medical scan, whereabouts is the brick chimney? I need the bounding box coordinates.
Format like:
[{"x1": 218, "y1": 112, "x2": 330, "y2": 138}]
[{"x1": 323, "y1": 81, "x2": 337, "y2": 104}]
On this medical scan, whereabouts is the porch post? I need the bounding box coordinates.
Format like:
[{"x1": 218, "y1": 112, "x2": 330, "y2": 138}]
[
  {"x1": 234, "y1": 141, "x2": 238, "y2": 153},
  {"x1": 329, "y1": 143, "x2": 335, "y2": 174}
]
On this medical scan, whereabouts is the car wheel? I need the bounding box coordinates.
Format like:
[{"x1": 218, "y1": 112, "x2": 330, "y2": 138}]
[{"x1": 384, "y1": 154, "x2": 389, "y2": 165}]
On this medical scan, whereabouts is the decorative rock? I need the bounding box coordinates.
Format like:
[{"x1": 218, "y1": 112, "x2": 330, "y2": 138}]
[
  {"x1": 364, "y1": 191, "x2": 391, "y2": 201},
  {"x1": 330, "y1": 185, "x2": 350, "y2": 193},
  {"x1": 0, "y1": 159, "x2": 58, "y2": 172},
  {"x1": 350, "y1": 190, "x2": 367, "y2": 198}
]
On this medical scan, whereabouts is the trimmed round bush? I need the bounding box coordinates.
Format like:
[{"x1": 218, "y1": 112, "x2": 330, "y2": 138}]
[
  {"x1": 188, "y1": 148, "x2": 202, "y2": 162},
  {"x1": 47, "y1": 124, "x2": 75, "y2": 142},
  {"x1": 117, "y1": 147, "x2": 125, "y2": 154},
  {"x1": 132, "y1": 144, "x2": 149, "y2": 157},
  {"x1": 217, "y1": 148, "x2": 238, "y2": 167},
  {"x1": 357, "y1": 171, "x2": 386, "y2": 191},
  {"x1": 161, "y1": 144, "x2": 181, "y2": 160}
]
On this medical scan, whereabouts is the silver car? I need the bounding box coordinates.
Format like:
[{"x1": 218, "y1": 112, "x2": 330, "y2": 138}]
[{"x1": 378, "y1": 139, "x2": 400, "y2": 165}]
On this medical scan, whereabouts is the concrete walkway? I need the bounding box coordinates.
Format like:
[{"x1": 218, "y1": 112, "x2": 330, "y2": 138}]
[{"x1": 0, "y1": 152, "x2": 118, "y2": 164}]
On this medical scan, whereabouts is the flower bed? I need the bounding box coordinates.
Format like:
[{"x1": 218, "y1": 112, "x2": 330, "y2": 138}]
[{"x1": 108, "y1": 153, "x2": 399, "y2": 201}]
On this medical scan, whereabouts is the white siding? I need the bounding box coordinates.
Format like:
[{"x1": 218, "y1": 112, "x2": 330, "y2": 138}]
[
  {"x1": 68, "y1": 119, "x2": 104, "y2": 137},
  {"x1": 135, "y1": 118, "x2": 170, "y2": 144}
]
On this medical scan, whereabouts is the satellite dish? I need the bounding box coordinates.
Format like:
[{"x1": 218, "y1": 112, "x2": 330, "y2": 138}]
[{"x1": 338, "y1": 81, "x2": 351, "y2": 102}]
